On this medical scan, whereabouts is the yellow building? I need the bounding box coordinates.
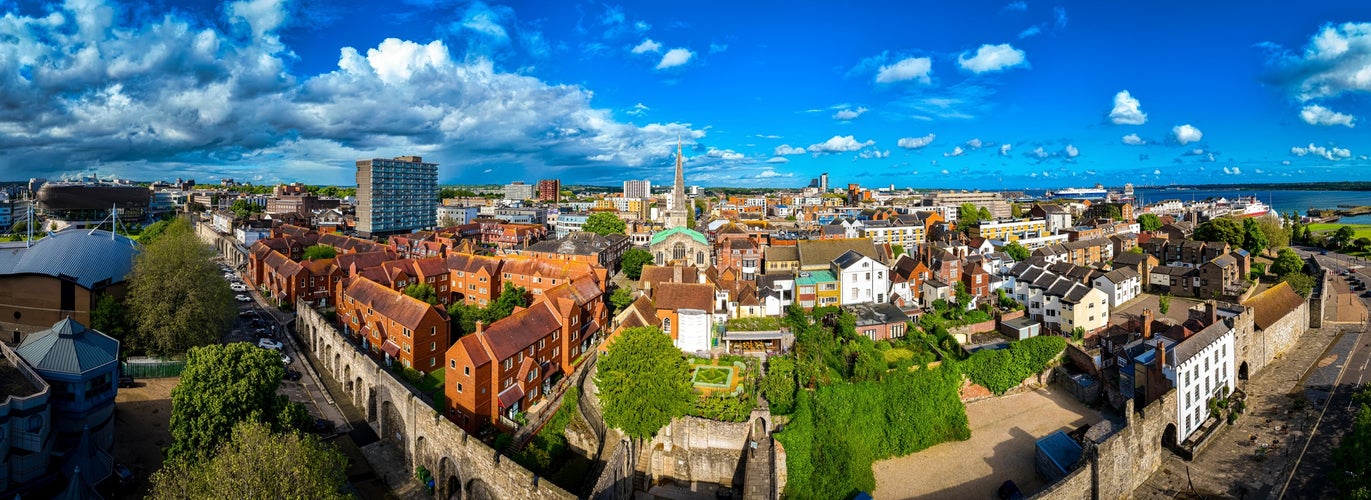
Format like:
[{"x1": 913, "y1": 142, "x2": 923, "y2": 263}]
[{"x1": 970, "y1": 218, "x2": 1048, "y2": 242}]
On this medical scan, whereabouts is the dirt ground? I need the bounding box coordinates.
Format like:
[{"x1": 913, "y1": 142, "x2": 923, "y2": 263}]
[
  {"x1": 110, "y1": 377, "x2": 178, "y2": 498},
  {"x1": 871, "y1": 387, "x2": 1104, "y2": 499}
]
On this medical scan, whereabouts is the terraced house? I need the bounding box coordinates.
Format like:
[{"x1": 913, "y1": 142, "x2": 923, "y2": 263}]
[{"x1": 338, "y1": 276, "x2": 451, "y2": 373}]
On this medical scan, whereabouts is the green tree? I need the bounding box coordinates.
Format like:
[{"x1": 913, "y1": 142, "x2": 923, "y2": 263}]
[
  {"x1": 302, "y1": 244, "x2": 337, "y2": 260},
  {"x1": 1242, "y1": 217, "x2": 1269, "y2": 256},
  {"x1": 229, "y1": 199, "x2": 262, "y2": 219},
  {"x1": 91, "y1": 294, "x2": 133, "y2": 351},
  {"x1": 151, "y1": 421, "x2": 349, "y2": 500},
  {"x1": 1010, "y1": 203, "x2": 1023, "y2": 218},
  {"x1": 610, "y1": 287, "x2": 635, "y2": 314},
  {"x1": 978, "y1": 207, "x2": 992, "y2": 222},
  {"x1": 1271, "y1": 248, "x2": 1305, "y2": 276},
  {"x1": 957, "y1": 203, "x2": 982, "y2": 234},
  {"x1": 621, "y1": 247, "x2": 653, "y2": 280},
  {"x1": 1334, "y1": 225, "x2": 1357, "y2": 249},
  {"x1": 583, "y1": 212, "x2": 627, "y2": 236},
  {"x1": 168, "y1": 343, "x2": 310, "y2": 461},
  {"x1": 127, "y1": 218, "x2": 235, "y2": 355},
  {"x1": 1137, "y1": 213, "x2": 1163, "y2": 232},
  {"x1": 1333, "y1": 386, "x2": 1371, "y2": 499},
  {"x1": 1255, "y1": 215, "x2": 1291, "y2": 250},
  {"x1": 1159, "y1": 293, "x2": 1171, "y2": 314},
  {"x1": 1194, "y1": 218, "x2": 1245, "y2": 248},
  {"x1": 595, "y1": 326, "x2": 693, "y2": 440},
  {"x1": 891, "y1": 244, "x2": 905, "y2": 258},
  {"x1": 137, "y1": 218, "x2": 175, "y2": 245},
  {"x1": 1354, "y1": 237, "x2": 1371, "y2": 253},
  {"x1": 403, "y1": 282, "x2": 438, "y2": 305},
  {"x1": 1281, "y1": 272, "x2": 1315, "y2": 298},
  {"x1": 1002, "y1": 241, "x2": 1030, "y2": 262},
  {"x1": 484, "y1": 282, "x2": 530, "y2": 322},
  {"x1": 761, "y1": 356, "x2": 798, "y2": 414}
]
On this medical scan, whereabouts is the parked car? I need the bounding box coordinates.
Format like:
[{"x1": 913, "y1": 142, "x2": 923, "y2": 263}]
[
  {"x1": 284, "y1": 369, "x2": 303, "y2": 381},
  {"x1": 310, "y1": 418, "x2": 335, "y2": 435},
  {"x1": 230, "y1": 284, "x2": 249, "y2": 292},
  {"x1": 118, "y1": 375, "x2": 136, "y2": 388},
  {"x1": 238, "y1": 310, "x2": 255, "y2": 318},
  {"x1": 257, "y1": 338, "x2": 283, "y2": 350},
  {"x1": 235, "y1": 294, "x2": 252, "y2": 302},
  {"x1": 281, "y1": 353, "x2": 292, "y2": 365},
  {"x1": 254, "y1": 328, "x2": 271, "y2": 337},
  {"x1": 114, "y1": 463, "x2": 134, "y2": 484}
]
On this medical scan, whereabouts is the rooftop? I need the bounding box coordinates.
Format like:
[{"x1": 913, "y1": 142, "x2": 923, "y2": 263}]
[
  {"x1": 0, "y1": 229, "x2": 139, "y2": 289},
  {"x1": 16, "y1": 318, "x2": 120, "y2": 376}
]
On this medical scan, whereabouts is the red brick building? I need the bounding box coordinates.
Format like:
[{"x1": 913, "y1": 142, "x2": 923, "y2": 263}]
[
  {"x1": 338, "y1": 276, "x2": 451, "y2": 373},
  {"x1": 445, "y1": 300, "x2": 565, "y2": 432}
]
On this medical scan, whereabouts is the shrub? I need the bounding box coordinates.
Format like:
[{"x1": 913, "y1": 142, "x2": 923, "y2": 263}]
[
  {"x1": 761, "y1": 356, "x2": 797, "y2": 414},
  {"x1": 961, "y1": 336, "x2": 1066, "y2": 395}
]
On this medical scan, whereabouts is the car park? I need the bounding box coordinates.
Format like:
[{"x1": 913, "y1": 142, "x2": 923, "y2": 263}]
[
  {"x1": 258, "y1": 338, "x2": 283, "y2": 350},
  {"x1": 235, "y1": 294, "x2": 252, "y2": 302}
]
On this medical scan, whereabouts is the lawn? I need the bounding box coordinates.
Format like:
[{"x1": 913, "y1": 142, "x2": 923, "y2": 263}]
[
  {"x1": 418, "y1": 369, "x2": 445, "y2": 410},
  {"x1": 1307, "y1": 223, "x2": 1371, "y2": 240},
  {"x1": 692, "y1": 366, "x2": 734, "y2": 388}
]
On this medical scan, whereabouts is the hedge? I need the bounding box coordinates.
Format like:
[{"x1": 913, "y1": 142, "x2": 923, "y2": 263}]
[{"x1": 961, "y1": 335, "x2": 1066, "y2": 395}]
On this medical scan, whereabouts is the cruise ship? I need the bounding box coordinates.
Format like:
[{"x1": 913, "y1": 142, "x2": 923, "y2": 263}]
[{"x1": 1048, "y1": 185, "x2": 1108, "y2": 200}]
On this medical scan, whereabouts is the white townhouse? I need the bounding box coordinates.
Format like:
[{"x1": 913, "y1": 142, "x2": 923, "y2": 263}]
[
  {"x1": 833, "y1": 249, "x2": 889, "y2": 306},
  {"x1": 1093, "y1": 267, "x2": 1143, "y2": 308}
]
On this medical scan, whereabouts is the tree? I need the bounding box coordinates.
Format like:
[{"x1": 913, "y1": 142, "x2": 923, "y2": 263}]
[
  {"x1": 583, "y1": 212, "x2": 627, "y2": 236},
  {"x1": 957, "y1": 203, "x2": 982, "y2": 234},
  {"x1": 1333, "y1": 392, "x2": 1371, "y2": 499},
  {"x1": 127, "y1": 218, "x2": 235, "y2": 355},
  {"x1": 137, "y1": 218, "x2": 175, "y2": 244},
  {"x1": 1194, "y1": 218, "x2": 1245, "y2": 248},
  {"x1": 1354, "y1": 237, "x2": 1371, "y2": 253},
  {"x1": 485, "y1": 282, "x2": 530, "y2": 321},
  {"x1": 1002, "y1": 241, "x2": 1030, "y2": 262},
  {"x1": 1100, "y1": 204, "x2": 1123, "y2": 221},
  {"x1": 595, "y1": 326, "x2": 693, "y2": 440},
  {"x1": 760, "y1": 356, "x2": 797, "y2": 414},
  {"x1": 403, "y1": 282, "x2": 438, "y2": 305},
  {"x1": 91, "y1": 294, "x2": 133, "y2": 351},
  {"x1": 610, "y1": 287, "x2": 635, "y2": 314},
  {"x1": 1334, "y1": 226, "x2": 1358, "y2": 249},
  {"x1": 1138, "y1": 213, "x2": 1163, "y2": 232},
  {"x1": 1281, "y1": 272, "x2": 1316, "y2": 298},
  {"x1": 229, "y1": 199, "x2": 262, "y2": 219},
  {"x1": 977, "y1": 207, "x2": 992, "y2": 222},
  {"x1": 621, "y1": 247, "x2": 653, "y2": 280},
  {"x1": 1010, "y1": 203, "x2": 1023, "y2": 218},
  {"x1": 151, "y1": 421, "x2": 349, "y2": 500},
  {"x1": 1255, "y1": 215, "x2": 1291, "y2": 250},
  {"x1": 302, "y1": 244, "x2": 337, "y2": 260},
  {"x1": 168, "y1": 343, "x2": 310, "y2": 461},
  {"x1": 1158, "y1": 294, "x2": 1171, "y2": 314},
  {"x1": 891, "y1": 244, "x2": 905, "y2": 258},
  {"x1": 1271, "y1": 248, "x2": 1305, "y2": 276},
  {"x1": 1242, "y1": 217, "x2": 1269, "y2": 256}
]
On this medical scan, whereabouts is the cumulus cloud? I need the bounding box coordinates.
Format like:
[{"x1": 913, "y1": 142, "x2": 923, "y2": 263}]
[
  {"x1": 808, "y1": 135, "x2": 875, "y2": 153},
  {"x1": 706, "y1": 148, "x2": 745, "y2": 160},
  {"x1": 1282, "y1": 160, "x2": 1292, "y2": 165},
  {"x1": 1300, "y1": 104, "x2": 1356, "y2": 127},
  {"x1": 858, "y1": 149, "x2": 891, "y2": 159},
  {"x1": 999, "y1": 144, "x2": 1012, "y2": 156},
  {"x1": 0, "y1": 0, "x2": 706, "y2": 184},
  {"x1": 1223, "y1": 166, "x2": 1242, "y2": 175},
  {"x1": 1122, "y1": 133, "x2": 1146, "y2": 145},
  {"x1": 1108, "y1": 90, "x2": 1148, "y2": 125},
  {"x1": 1064, "y1": 144, "x2": 1079, "y2": 158},
  {"x1": 1172, "y1": 124, "x2": 1203, "y2": 145},
  {"x1": 754, "y1": 169, "x2": 791, "y2": 178},
  {"x1": 1153, "y1": 169, "x2": 1162, "y2": 175},
  {"x1": 897, "y1": 134, "x2": 936, "y2": 149},
  {"x1": 1290, "y1": 143, "x2": 1352, "y2": 161},
  {"x1": 965, "y1": 138, "x2": 984, "y2": 149},
  {"x1": 765, "y1": 157, "x2": 789, "y2": 164},
  {"x1": 944, "y1": 146, "x2": 965, "y2": 157},
  {"x1": 656, "y1": 48, "x2": 694, "y2": 69},
  {"x1": 631, "y1": 38, "x2": 662, "y2": 54},
  {"x1": 833, "y1": 106, "x2": 868, "y2": 120},
  {"x1": 1027, "y1": 147, "x2": 1050, "y2": 159},
  {"x1": 875, "y1": 57, "x2": 933, "y2": 84},
  {"x1": 774, "y1": 144, "x2": 807, "y2": 156},
  {"x1": 1264, "y1": 22, "x2": 1371, "y2": 102},
  {"x1": 957, "y1": 43, "x2": 1028, "y2": 73}
]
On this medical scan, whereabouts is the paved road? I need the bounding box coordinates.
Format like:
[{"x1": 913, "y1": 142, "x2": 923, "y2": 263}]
[{"x1": 1278, "y1": 248, "x2": 1371, "y2": 499}]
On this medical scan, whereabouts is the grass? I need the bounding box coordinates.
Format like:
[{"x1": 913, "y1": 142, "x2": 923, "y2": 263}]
[
  {"x1": 692, "y1": 366, "x2": 734, "y2": 387},
  {"x1": 1307, "y1": 223, "x2": 1371, "y2": 239},
  {"x1": 418, "y1": 369, "x2": 445, "y2": 410},
  {"x1": 883, "y1": 348, "x2": 916, "y2": 364}
]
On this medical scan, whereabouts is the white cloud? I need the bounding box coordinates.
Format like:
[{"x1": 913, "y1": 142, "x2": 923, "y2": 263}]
[
  {"x1": 1002, "y1": 1, "x2": 1027, "y2": 12},
  {"x1": 1064, "y1": 144, "x2": 1079, "y2": 158},
  {"x1": 1172, "y1": 124, "x2": 1203, "y2": 145},
  {"x1": 765, "y1": 157, "x2": 789, "y2": 164},
  {"x1": 897, "y1": 134, "x2": 936, "y2": 149},
  {"x1": 1300, "y1": 104, "x2": 1356, "y2": 127},
  {"x1": 1255, "y1": 169, "x2": 1264, "y2": 174},
  {"x1": 808, "y1": 135, "x2": 875, "y2": 153},
  {"x1": 858, "y1": 149, "x2": 891, "y2": 159},
  {"x1": 1223, "y1": 166, "x2": 1242, "y2": 175},
  {"x1": 706, "y1": 148, "x2": 745, "y2": 160},
  {"x1": 631, "y1": 38, "x2": 662, "y2": 54},
  {"x1": 1018, "y1": 25, "x2": 1042, "y2": 39},
  {"x1": 755, "y1": 134, "x2": 782, "y2": 139},
  {"x1": 755, "y1": 169, "x2": 791, "y2": 179},
  {"x1": 1282, "y1": 160, "x2": 1292, "y2": 165},
  {"x1": 1204, "y1": 153, "x2": 1217, "y2": 162},
  {"x1": 709, "y1": 43, "x2": 728, "y2": 54},
  {"x1": 999, "y1": 144, "x2": 1012, "y2": 156},
  {"x1": 944, "y1": 146, "x2": 965, "y2": 157},
  {"x1": 1265, "y1": 22, "x2": 1371, "y2": 101},
  {"x1": 1290, "y1": 143, "x2": 1352, "y2": 161},
  {"x1": 635, "y1": 20, "x2": 650, "y2": 32},
  {"x1": 1028, "y1": 147, "x2": 1050, "y2": 159},
  {"x1": 774, "y1": 144, "x2": 807, "y2": 156},
  {"x1": 875, "y1": 57, "x2": 933, "y2": 84},
  {"x1": 1153, "y1": 169, "x2": 1162, "y2": 175},
  {"x1": 656, "y1": 48, "x2": 694, "y2": 69},
  {"x1": 1122, "y1": 133, "x2": 1146, "y2": 145},
  {"x1": 833, "y1": 107, "x2": 868, "y2": 120},
  {"x1": 940, "y1": 169, "x2": 950, "y2": 175},
  {"x1": 1054, "y1": 6, "x2": 1068, "y2": 28},
  {"x1": 1108, "y1": 90, "x2": 1148, "y2": 125},
  {"x1": 957, "y1": 43, "x2": 1028, "y2": 73},
  {"x1": 460, "y1": 6, "x2": 509, "y2": 41},
  {"x1": 626, "y1": 103, "x2": 650, "y2": 116},
  {"x1": 966, "y1": 138, "x2": 984, "y2": 149}
]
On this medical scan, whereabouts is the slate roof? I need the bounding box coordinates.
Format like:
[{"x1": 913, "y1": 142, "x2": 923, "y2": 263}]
[
  {"x1": 16, "y1": 318, "x2": 119, "y2": 376},
  {"x1": 796, "y1": 238, "x2": 880, "y2": 268},
  {"x1": 1112, "y1": 252, "x2": 1151, "y2": 267},
  {"x1": 0, "y1": 230, "x2": 138, "y2": 289},
  {"x1": 525, "y1": 232, "x2": 612, "y2": 256},
  {"x1": 844, "y1": 302, "x2": 910, "y2": 326},
  {"x1": 653, "y1": 283, "x2": 716, "y2": 312},
  {"x1": 832, "y1": 249, "x2": 868, "y2": 269},
  {"x1": 1173, "y1": 319, "x2": 1231, "y2": 366},
  {"x1": 1096, "y1": 267, "x2": 1141, "y2": 285},
  {"x1": 1242, "y1": 281, "x2": 1305, "y2": 330}
]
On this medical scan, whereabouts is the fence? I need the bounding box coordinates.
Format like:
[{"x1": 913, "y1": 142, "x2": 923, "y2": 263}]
[{"x1": 121, "y1": 357, "x2": 186, "y2": 378}]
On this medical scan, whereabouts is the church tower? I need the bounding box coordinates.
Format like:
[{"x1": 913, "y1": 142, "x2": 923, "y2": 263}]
[{"x1": 667, "y1": 138, "x2": 690, "y2": 229}]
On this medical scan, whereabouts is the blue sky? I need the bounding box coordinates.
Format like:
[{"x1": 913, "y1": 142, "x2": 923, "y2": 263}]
[{"x1": 2, "y1": 0, "x2": 1371, "y2": 189}]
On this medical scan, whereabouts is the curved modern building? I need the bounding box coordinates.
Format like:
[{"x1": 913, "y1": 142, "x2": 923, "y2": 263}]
[
  {"x1": 35, "y1": 182, "x2": 151, "y2": 228},
  {"x1": 0, "y1": 230, "x2": 139, "y2": 330}
]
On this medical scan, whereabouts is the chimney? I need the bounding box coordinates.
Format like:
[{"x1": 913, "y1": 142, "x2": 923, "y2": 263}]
[
  {"x1": 1142, "y1": 309, "x2": 1153, "y2": 339},
  {"x1": 1154, "y1": 340, "x2": 1167, "y2": 369},
  {"x1": 474, "y1": 320, "x2": 484, "y2": 335},
  {"x1": 1206, "y1": 300, "x2": 1217, "y2": 326}
]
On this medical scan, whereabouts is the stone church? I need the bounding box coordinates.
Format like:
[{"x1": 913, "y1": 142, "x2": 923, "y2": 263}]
[{"x1": 650, "y1": 139, "x2": 709, "y2": 268}]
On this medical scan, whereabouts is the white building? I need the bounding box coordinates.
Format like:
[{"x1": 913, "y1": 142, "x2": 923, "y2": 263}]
[
  {"x1": 1171, "y1": 318, "x2": 1236, "y2": 442},
  {"x1": 437, "y1": 205, "x2": 481, "y2": 225},
  {"x1": 1093, "y1": 268, "x2": 1143, "y2": 308},
  {"x1": 623, "y1": 179, "x2": 651, "y2": 199},
  {"x1": 832, "y1": 249, "x2": 889, "y2": 305},
  {"x1": 674, "y1": 309, "x2": 712, "y2": 354},
  {"x1": 503, "y1": 181, "x2": 535, "y2": 201}
]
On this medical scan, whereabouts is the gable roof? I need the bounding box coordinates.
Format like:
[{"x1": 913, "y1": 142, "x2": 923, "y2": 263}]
[
  {"x1": 639, "y1": 265, "x2": 698, "y2": 289},
  {"x1": 344, "y1": 276, "x2": 449, "y2": 331},
  {"x1": 797, "y1": 238, "x2": 880, "y2": 268},
  {"x1": 1242, "y1": 281, "x2": 1305, "y2": 330},
  {"x1": 764, "y1": 245, "x2": 799, "y2": 262},
  {"x1": 650, "y1": 226, "x2": 708, "y2": 246},
  {"x1": 653, "y1": 282, "x2": 715, "y2": 312},
  {"x1": 832, "y1": 249, "x2": 868, "y2": 269},
  {"x1": 481, "y1": 301, "x2": 563, "y2": 361}
]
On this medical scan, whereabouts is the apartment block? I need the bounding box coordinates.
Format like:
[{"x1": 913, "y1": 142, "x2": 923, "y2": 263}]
[{"x1": 356, "y1": 156, "x2": 438, "y2": 237}]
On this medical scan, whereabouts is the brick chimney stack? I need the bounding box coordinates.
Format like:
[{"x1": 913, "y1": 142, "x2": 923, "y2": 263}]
[
  {"x1": 1142, "y1": 309, "x2": 1154, "y2": 339},
  {"x1": 1154, "y1": 340, "x2": 1167, "y2": 369},
  {"x1": 475, "y1": 320, "x2": 484, "y2": 335},
  {"x1": 1206, "y1": 300, "x2": 1217, "y2": 326}
]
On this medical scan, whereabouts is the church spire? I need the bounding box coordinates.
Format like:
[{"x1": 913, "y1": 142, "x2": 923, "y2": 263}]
[{"x1": 668, "y1": 136, "x2": 689, "y2": 228}]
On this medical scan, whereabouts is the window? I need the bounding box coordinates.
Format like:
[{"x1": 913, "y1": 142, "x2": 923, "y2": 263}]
[
  {"x1": 463, "y1": 366, "x2": 470, "y2": 375},
  {"x1": 430, "y1": 341, "x2": 436, "y2": 351},
  {"x1": 504, "y1": 358, "x2": 512, "y2": 370},
  {"x1": 430, "y1": 358, "x2": 436, "y2": 367},
  {"x1": 451, "y1": 360, "x2": 456, "y2": 369},
  {"x1": 539, "y1": 338, "x2": 546, "y2": 349}
]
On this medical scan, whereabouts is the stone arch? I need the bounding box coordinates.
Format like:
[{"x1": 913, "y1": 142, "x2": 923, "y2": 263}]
[
  {"x1": 465, "y1": 478, "x2": 495, "y2": 500},
  {"x1": 355, "y1": 377, "x2": 366, "y2": 410},
  {"x1": 344, "y1": 364, "x2": 353, "y2": 391},
  {"x1": 366, "y1": 385, "x2": 378, "y2": 422},
  {"x1": 1238, "y1": 361, "x2": 1250, "y2": 381},
  {"x1": 333, "y1": 352, "x2": 341, "y2": 378},
  {"x1": 753, "y1": 416, "x2": 769, "y2": 436},
  {"x1": 1162, "y1": 423, "x2": 1178, "y2": 450},
  {"x1": 439, "y1": 456, "x2": 462, "y2": 499},
  {"x1": 415, "y1": 435, "x2": 430, "y2": 474},
  {"x1": 381, "y1": 399, "x2": 407, "y2": 451}
]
